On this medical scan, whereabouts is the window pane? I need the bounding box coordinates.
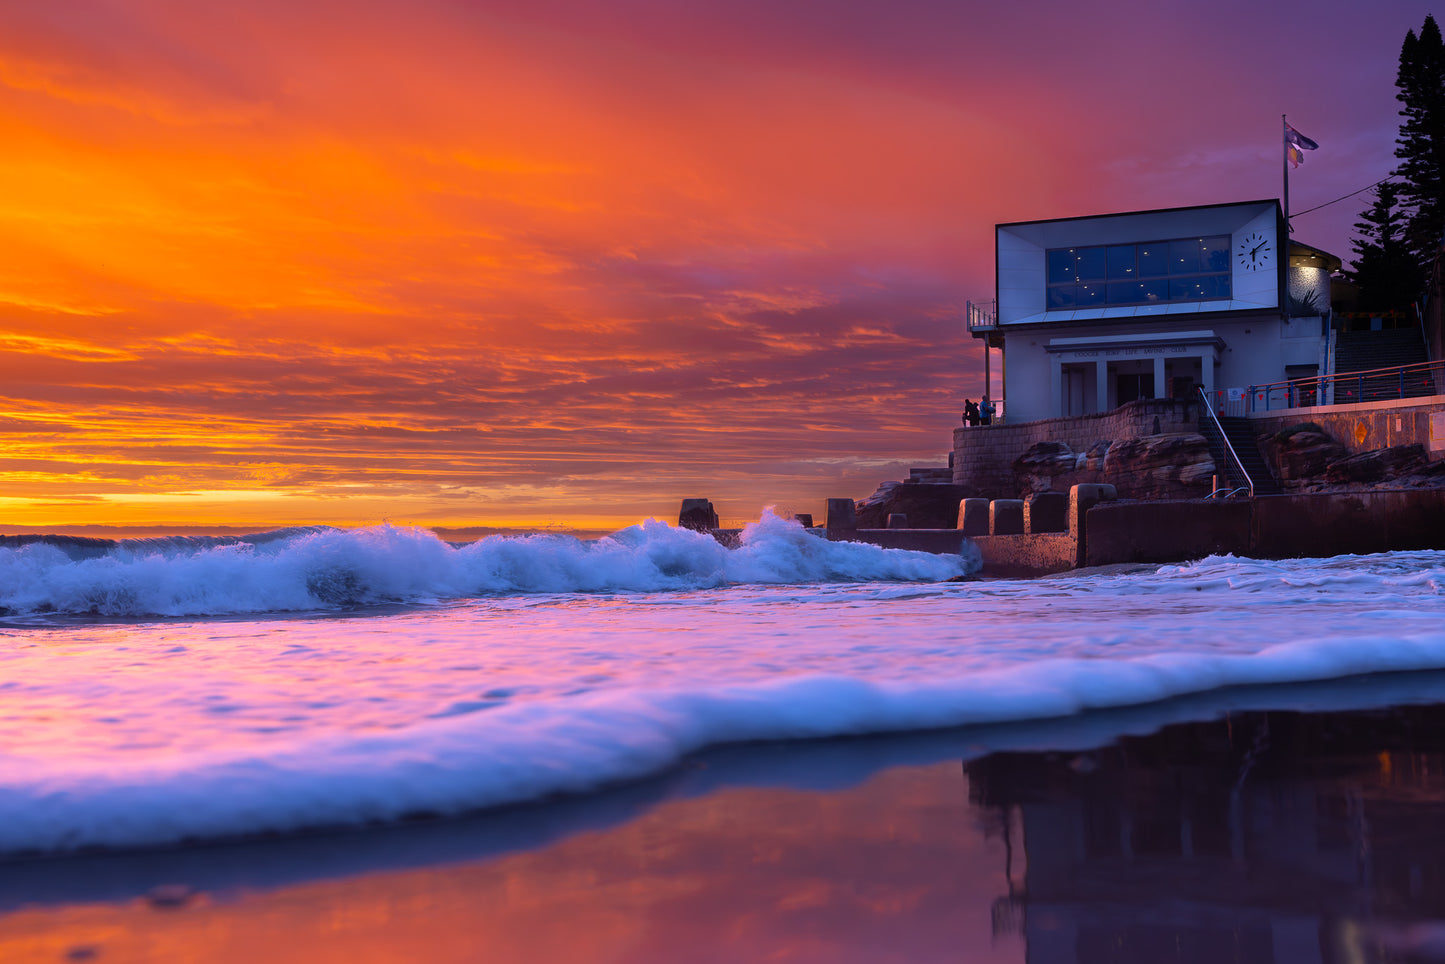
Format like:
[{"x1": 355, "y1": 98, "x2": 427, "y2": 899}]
[
  {"x1": 1139, "y1": 244, "x2": 1169, "y2": 277},
  {"x1": 1047, "y1": 249, "x2": 1076, "y2": 284},
  {"x1": 1049, "y1": 236, "x2": 1236, "y2": 311},
  {"x1": 1169, "y1": 239, "x2": 1202, "y2": 274},
  {"x1": 1201, "y1": 236, "x2": 1230, "y2": 272},
  {"x1": 1075, "y1": 247, "x2": 1106, "y2": 281},
  {"x1": 1198, "y1": 274, "x2": 1231, "y2": 299},
  {"x1": 1171, "y1": 277, "x2": 1216, "y2": 300},
  {"x1": 1103, "y1": 280, "x2": 1138, "y2": 303},
  {"x1": 1106, "y1": 245, "x2": 1137, "y2": 279}
]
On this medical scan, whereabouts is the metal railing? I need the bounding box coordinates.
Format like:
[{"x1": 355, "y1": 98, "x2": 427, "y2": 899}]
[
  {"x1": 1196, "y1": 387, "x2": 1254, "y2": 498},
  {"x1": 1202, "y1": 358, "x2": 1445, "y2": 417},
  {"x1": 965, "y1": 300, "x2": 997, "y2": 333}
]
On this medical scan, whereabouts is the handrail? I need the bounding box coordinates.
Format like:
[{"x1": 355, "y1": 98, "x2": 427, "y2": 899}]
[
  {"x1": 1203, "y1": 357, "x2": 1445, "y2": 415},
  {"x1": 1197, "y1": 386, "x2": 1254, "y2": 498}
]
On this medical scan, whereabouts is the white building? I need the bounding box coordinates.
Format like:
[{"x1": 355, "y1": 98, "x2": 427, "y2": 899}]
[{"x1": 970, "y1": 199, "x2": 1338, "y2": 424}]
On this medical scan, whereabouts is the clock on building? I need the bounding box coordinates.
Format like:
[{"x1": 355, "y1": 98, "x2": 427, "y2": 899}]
[{"x1": 1236, "y1": 231, "x2": 1272, "y2": 272}]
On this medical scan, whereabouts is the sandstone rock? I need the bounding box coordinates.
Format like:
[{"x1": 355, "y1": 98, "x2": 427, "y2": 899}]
[
  {"x1": 1266, "y1": 428, "x2": 1348, "y2": 482},
  {"x1": 1013, "y1": 441, "x2": 1088, "y2": 497},
  {"x1": 1100, "y1": 433, "x2": 1215, "y2": 500},
  {"x1": 854, "y1": 483, "x2": 973, "y2": 529},
  {"x1": 1324, "y1": 444, "x2": 1429, "y2": 484},
  {"x1": 1082, "y1": 440, "x2": 1112, "y2": 472},
  {"x1": 1013, "y1": 441, "x2": 1076, "y2": 476}
]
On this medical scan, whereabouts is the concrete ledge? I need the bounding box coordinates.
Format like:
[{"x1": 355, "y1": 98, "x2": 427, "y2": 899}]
[{"x1": 970, "y1": 533, "x2": 1077, "y2": 576}]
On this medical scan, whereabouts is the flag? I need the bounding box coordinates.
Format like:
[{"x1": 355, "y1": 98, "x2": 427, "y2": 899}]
[{"x1": 1286, "y1": 123, "x2": 1318, "y2": 168}]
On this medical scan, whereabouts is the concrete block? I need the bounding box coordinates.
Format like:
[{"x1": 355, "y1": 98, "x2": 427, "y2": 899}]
[
  {"x1": 826, "y1": 498, "x2": 857, "y2": 531},
  {"x1": 1068, "y1": 484, "x2": 1119, "y2": 566},
  {"x1": 990, "y1": 499, "x2": 1025, "y2": 535},
  {"x1": 791, "y1": 513, "x2": 814, "y2": 528},
  {"x1": 678, "y1": 498, "x2": 719, "y2": 531},
  {"x1": 887, "y1": 513, "x2": 909, "y2": 529},
  {"x1": 1025, "y1": 492, "x2": 1069, "y2": 533},
  {"x1": 958, "y1": 498, "x2": 991, "y2": 535}
]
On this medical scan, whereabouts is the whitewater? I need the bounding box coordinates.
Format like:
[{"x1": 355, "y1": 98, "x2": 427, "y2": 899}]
[{"x1": 1, "y1": 512, "x2": 1442, "y2": 856}]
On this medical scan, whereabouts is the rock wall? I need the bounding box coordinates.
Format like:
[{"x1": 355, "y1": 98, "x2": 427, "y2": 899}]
[
  {"x1": 952, "y1": 398, "x2": 1201, "y2": 499},
  {"x1": 1249, "y1": 398, "x2": 1445, "y2": 465},
  {"x1": 1251, "y1": 398, "x2": 1445, "y2": 491}
]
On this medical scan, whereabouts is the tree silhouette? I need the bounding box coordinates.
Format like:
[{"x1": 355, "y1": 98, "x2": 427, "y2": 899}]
[
  {"x1": 1345, "y1": 180, "x2": 1421, "y2": 311},
  {"x1": 1393, "y1": 15, "x2": 1445, "y2": 269}
]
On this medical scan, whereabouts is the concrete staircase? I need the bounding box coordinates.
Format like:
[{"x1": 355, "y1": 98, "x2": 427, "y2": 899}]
[
  {"x1": 1202, "y1": 415, "x2": 1282, "y2": 495},
  {"x1": 1333, "y1": 329, "x2": 1436, "y2": 402}
]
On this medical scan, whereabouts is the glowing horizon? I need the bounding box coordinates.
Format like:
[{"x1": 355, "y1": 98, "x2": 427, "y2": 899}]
[{"x1": 0, "y1": 0, "x2": 1430, "y2": 531}]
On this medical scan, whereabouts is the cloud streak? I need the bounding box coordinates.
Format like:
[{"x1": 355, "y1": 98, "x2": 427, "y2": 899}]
[{"x1": 0, "y1": 0, "x2": 1432, "y2": 529}]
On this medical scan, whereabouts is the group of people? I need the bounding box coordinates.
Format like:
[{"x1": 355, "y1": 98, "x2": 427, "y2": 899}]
[{"x1": 961, "y1": 397, "x2": 995, "y2": 427}]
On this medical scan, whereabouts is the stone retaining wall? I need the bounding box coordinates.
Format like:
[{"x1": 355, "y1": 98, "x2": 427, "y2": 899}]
[
  {"x1": 953, "y1": 398, "x2": 1200, "y2": 498},
  {"x1": 1246, "y1": 396, "x2": 1445, "y2": 460}
]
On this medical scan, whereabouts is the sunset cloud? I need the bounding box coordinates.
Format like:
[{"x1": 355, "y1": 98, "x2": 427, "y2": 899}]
[{"x1": 0, "y1": 0, "x2": 1429, "y2": 530}]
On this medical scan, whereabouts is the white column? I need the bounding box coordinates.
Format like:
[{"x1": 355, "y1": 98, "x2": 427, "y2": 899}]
[
  {"x1": 1050, "y1": 357, "x2": 1063, "y2": 417},
  {"x1": 1095, "y1": 360, "x2": 1109, "y2": 413},
  {"x1": 1153, "y1": 356, "x2": 1166, "y2": 398},
  {"x1": 1200, "y1": 353, "x2": 1215, "y2": 397}
]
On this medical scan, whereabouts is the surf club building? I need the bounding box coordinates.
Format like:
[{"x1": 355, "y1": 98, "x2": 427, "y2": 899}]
[{"x1": 968, "y1": 199, "x2": 1337, "y2": 424}]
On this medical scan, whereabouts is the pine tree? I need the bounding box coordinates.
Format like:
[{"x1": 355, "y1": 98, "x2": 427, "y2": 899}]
[
  {"x1": 1345, "y1": 180, "x2": 1421, "y2": 311},
  {"x1": 1393, "y1": 15, "x2": 1445, "y2": 267}
]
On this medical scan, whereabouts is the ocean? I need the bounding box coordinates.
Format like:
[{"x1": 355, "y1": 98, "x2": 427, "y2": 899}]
[{"x1": 2, "y1": 511, "x2": 1442, "y2": 859}]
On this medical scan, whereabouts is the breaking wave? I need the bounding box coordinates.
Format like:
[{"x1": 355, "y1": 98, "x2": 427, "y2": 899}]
[{"x1": 0, "y1": 514, "x2": 976, "y2": 617}]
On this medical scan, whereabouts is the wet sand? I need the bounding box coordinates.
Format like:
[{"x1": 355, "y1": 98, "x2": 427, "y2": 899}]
[{"x1": 7, "y1": 674, "x2": 1445, "y2": 963}]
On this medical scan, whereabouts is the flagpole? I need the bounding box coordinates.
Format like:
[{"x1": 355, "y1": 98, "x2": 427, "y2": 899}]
[{"x1": 1282, "y1": 114, "x2": 1290, "y2": 236}]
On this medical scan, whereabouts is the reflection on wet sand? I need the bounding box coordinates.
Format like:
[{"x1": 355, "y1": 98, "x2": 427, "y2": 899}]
[
  {"x1": 8, "y1": 700, "x2": 1445, "y2": 962},
  {"x1": 966, "y1": 705, "x2": 1445, "y2": 963},
  {"x1": 0, "y1": 762, "x2": 1020, "y2": 964}
]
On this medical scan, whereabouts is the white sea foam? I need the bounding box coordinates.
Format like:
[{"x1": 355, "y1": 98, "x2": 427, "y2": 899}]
[
  {"x1": 0, "y1": 546, "x2": 1441, "y2": 855},
  {"x1": 0, "y1": 514, "x2": 975, "y2": 617}
]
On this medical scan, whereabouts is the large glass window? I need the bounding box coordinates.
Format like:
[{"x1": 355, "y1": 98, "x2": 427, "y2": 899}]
[{"x1": 1046, "y1": 235, "x2": 1232, "y2": 309}]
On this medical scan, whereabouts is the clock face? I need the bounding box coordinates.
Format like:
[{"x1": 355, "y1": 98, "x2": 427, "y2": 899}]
[{"x1": 1237, "y1": 231, "x2": 1272, "y2": 272}]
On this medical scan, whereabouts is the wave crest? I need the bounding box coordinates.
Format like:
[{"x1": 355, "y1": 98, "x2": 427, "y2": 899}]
[{"x1": 0, "y1": 515, "x2": 975, "y2": 617}]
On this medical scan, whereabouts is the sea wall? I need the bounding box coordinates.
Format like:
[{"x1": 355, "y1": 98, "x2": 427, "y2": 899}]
[
  {"x1": 953, "y1": 398, "x2": 1200, "y2": 498},
  {"x1": 1246, "y1": 396, "x2": 1445, "y2": 459},
  {"x1": 1085, "y1": 489, "x2": 1445, "y2": 567}
]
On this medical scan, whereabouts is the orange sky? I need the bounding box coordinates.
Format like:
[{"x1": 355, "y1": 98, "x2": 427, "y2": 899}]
[{"x1": 0, "y1": 0, "x2": 1431, "y2": 531}]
